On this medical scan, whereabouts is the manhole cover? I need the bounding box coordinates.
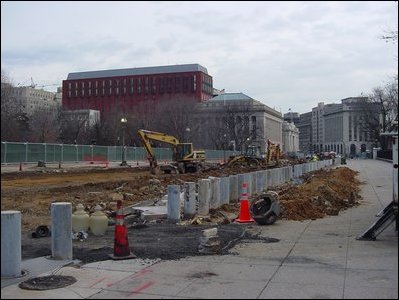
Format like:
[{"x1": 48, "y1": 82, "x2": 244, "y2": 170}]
[{"x1": 18, "y1": 275, "x2": 77, "y2": 290}]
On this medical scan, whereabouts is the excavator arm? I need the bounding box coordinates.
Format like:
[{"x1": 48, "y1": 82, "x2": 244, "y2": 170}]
[{"x1": 137, "y1": 129, "x2": 180, "y2": 173}]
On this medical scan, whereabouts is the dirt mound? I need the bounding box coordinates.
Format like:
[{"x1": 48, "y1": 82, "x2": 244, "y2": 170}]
[{"x1": 277, "y1": 167, "x2": 361, "y2": 221}]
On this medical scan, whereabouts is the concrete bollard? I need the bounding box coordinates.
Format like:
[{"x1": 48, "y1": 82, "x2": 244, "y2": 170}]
[
  {"x1": 245, "y1": 173, "x2": 252, "y2": 196},
  {"x1": 198, "y1": 179, "x2": 211, "y2": 215},
  {"x1": 251, "y1": 172, "x2": 257, "y2": 195},
  {"x1": 256, "y1": 171, "x2": 265, "y2": 193},
  {"x1": 210, "y1": 177, "x2": 221, "y2": 209},
  {"x1": 167, "y1": 185, "x2": 181, "y2": 222},
  {"x1": 184, "y1": 182, "x2": 196, "y2": 218},
  {"x1": 1, "y1": 211, "x2": 22, "y2": 277},
  {"x1": 262, "y1": 170, "x2": 268, "y2": 191},
  {"x1": 220, "y1": 177, "x2": 230, "y2": 205},
  {"x1": 229, "y1": 175, "x2": 238, "y2": 203},
  {"x1": 51, "y1": 202, "x2": 72, "y2": 260}
]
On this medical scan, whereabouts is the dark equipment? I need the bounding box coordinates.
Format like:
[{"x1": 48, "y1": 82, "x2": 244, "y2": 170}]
[{"x1": 250, "y1": 191, "x2": 281, "y2": 225}]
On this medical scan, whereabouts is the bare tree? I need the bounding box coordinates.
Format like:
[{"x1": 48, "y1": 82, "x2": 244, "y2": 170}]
[
  {"x1": 1, "y1": 69, "x2": 26, "y2": 141},
  {"x1": 58, "y1": 111, "x2": 92, "y2": 144},
  {"x1": 197, "y1": 101, "x2": 262, "y2": 151},
  {"x1": 153, "y1": 95, "x2": 200, "y2": 142},
  {"x1": 359, "y1": 76, "x2": 398, "y2": 150},
  {"x1": 29, "y1": 107, "x2": 61, "y2": 143}
]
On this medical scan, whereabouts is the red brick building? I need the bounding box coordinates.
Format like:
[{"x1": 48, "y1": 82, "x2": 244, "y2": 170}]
[{"x1": 62, "y1": 64, "x2": 213, "y2": 117}]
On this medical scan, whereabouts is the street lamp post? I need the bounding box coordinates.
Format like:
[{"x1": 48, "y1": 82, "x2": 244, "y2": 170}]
[
  {"x1": 120, "y1": 117, "x2": 128, "y2": 166},
  {"x1": 223, "y1": 134, "x2": 227, "y2": 162},
  {"x1": 185, "y1": 127, "x2": 190, "y2": 142}
]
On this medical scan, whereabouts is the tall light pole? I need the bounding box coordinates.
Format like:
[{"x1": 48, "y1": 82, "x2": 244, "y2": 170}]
[
  {"x1": 185, "y1": 127, "x2": 190, "y2": 142},
  {"x1": 223, "y1": 134, "x2": 227, "y2": 162},
  {"x1": 120, "y1": 117, "x2": 128, "y2": 166}
]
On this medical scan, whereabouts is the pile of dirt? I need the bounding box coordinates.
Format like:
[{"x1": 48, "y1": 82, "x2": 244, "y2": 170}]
[{"x1": 276, "y1": 167, "x2": 361, "y2": 221}]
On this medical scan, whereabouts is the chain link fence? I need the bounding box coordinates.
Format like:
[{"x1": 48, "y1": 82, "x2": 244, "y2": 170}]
[{"x1": 1, "y1": 142, "x2": 239, "y2": 164}]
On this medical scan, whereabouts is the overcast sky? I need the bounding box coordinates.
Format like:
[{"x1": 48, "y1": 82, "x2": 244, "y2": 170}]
[{"x1": 1, "y1": 1, "x2": 397, "y2": 114}]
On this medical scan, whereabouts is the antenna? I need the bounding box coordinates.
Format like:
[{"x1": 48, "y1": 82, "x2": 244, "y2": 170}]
[{"x1": 30, "y1": 77, "x2": 36, "y2": 88}]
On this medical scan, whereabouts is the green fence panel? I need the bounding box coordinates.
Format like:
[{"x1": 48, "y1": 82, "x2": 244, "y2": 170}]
[
  {"x1": 27, "y1": 143, "x2": 46, "y2": 162},
  {"x1": 62, "y1": 145, "x2": 78, "y2": 162},
  {"x1": 1, "y1": 142, "x2": 236, "y2": 164},
  {"x1": 92, "y1": 146, "x2": 108, "y2": 162}
]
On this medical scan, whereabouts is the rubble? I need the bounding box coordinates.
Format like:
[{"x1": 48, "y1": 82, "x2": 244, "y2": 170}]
[{"x1": 2, "y1": 164, "x2": 361, "y2": 232}]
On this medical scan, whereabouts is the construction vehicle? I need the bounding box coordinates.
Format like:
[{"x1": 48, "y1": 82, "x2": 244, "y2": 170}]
[
  {"x1": 222, "y1": 139, "x2": 281, "y2": 168},
  {"x1": 137, "y1": 129, "x2": 205, "y2": 174}
]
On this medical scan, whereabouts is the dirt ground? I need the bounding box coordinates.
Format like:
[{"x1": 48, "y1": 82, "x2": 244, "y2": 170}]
[{"x1": 1, "y1": 163, "x2": 362, "y2": 262}]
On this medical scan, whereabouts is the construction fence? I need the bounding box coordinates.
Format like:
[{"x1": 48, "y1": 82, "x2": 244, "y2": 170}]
[{"x1": 1, "y1": 142, "x2": 239, "y2": 165}]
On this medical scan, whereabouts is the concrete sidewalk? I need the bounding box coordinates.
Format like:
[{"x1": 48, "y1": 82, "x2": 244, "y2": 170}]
[{"x1": 1, "y1": 159, "x2": 397, "y2": 299}]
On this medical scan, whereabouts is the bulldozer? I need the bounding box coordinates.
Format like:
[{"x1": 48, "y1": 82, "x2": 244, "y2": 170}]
[
  {"x1": 137, "y1": 129, "x2": 205, "y2": 174},
  {"x1": 222, "y1": 139, "x2": 281, "y2": 168}
]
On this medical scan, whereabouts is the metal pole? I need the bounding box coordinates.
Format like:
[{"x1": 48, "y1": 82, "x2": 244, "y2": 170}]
[
  {"x1": 44, "y1": 143, "x2": 47, "y2": 163},
  {"x1": 25, "y1": 143, "x2": 28, "y2": 163}
]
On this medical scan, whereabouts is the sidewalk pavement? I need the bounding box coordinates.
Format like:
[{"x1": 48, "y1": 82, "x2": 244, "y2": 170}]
[{"x1": 1, "y1": 159, "x2": 398, "y2": 299}]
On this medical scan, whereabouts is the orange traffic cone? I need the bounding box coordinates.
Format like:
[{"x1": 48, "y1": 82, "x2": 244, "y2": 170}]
[
  {"x1": 236, "y1": 182, "x2": 255, "y2": 223},
  {"x1": 109, "y1": 200, "x2": 136, "y2": 260}
]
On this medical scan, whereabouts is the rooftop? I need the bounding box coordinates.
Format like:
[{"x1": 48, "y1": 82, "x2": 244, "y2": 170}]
[{"x1": 67, "y1": 64, "x2": 208, "y2": 80}]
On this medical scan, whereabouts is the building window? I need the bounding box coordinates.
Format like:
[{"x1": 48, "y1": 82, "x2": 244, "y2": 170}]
[
  {"x1": 74, "y1": 82, "x2": 78, "y2": 97},
  {"x1": 114, "y1": 80, "x2": 119, "y2": 96},
  {"x1": 193, "y1": 75, "x2": 196, "y2": 92},
  {"x1": 167, "y1": 77, "x2": 173, "y2": 93},
  {"x1": 68, "y1": 83, "x2": 72, "y2": 98},
  {"x1": 88, "y1": 81, "x2": 92, "y2": 97},
  {"x1": 145, "y1": 77, "x2": 149, "y2": 95},
  {"x1": 175, "y1": 77, "x2": 180, "y2": 93},
  {"x1": 251, "y1": 116, "x2": 256, "y2": 139},
  {"x1": 95, "y1": 81, "x2": 98, "y2": 96},
  {"x1": 122, "y1": 79, "x2": 127, "y2": 95},
  {"x1": 81, "y1": 82, "x2": 85, "y2": 97},
  {"x1": 101, "y1": 80, "x2": 105, "y2": 96},
  {"x1": 108, "y1": 80, "x2": 112, "y2": 96},
  {"x1": 151, "y1": 77, "x2": 156, "y2": 95},
  {"x1": 159, "y1": 78, "x2": 164, "y2": 94},
  {"x1": 137, "y1": 78, "x2": 142, "y2": 94},
  {"x1": 183, "y1": 77, "x2": 189, "y2": 92},
  {"x1": 129, "y1": 78, "x2": 134, "y2": 95}
]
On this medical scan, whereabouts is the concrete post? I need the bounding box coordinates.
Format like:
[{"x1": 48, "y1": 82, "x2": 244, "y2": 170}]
[
  {"x1": 263, "y1": 170, "x2": 268, "y2": 191},
  {"x1": 51, "y1": 202, "x2": 72, "y2": 260},
  {"x1": 167, "y1": 185, "x2": 181, "y2": 222},
  {"x1": 1, "y1": 211, "x2": 21, "y2": 277},
  {"x1": 184, "y1": 182, "x2": 196, "y2": 217},
  {"x1": 210, "y1": 177, "x2": 221, "y2": 209},
  {"x1": 198, "y1": 179, "x2": 211, "y2": 215},
  {"x1": 251, "y1": 172, "x2": 257, "y2": 195},
  {"x1": 229, "y1": 175, "x2": 238, "y2": 203},
  {"x1": 245, "y1": 173, "x2": 252, "y2": 196},
  {"x1": 256, "y1": 171, "x2": 264, "y2": 193},
  {"x1": 220, "y1": 177, "x2": 230, "y2": 205}
]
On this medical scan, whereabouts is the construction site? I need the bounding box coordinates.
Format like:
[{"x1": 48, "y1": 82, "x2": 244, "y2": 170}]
[{"x1": 1, "y1": 158, "x2": 363, "y2": 263}]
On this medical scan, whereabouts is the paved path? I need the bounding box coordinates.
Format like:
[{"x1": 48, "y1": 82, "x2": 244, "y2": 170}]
[{"x1": 1, "y1": 159, "x2": 397, "y2": 299}]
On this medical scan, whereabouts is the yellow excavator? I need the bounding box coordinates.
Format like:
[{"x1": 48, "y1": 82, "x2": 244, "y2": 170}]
[
  {"x1": 223, "y1": 139, "x2": 281, "y2": 168},
  {"x1": 137, "y1": 129, "x2": 205, "y2": 174}
]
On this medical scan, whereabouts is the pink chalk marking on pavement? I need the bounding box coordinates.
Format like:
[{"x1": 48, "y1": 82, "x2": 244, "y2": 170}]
[
  {"x1": 88, "y1": 277, "x2": 106, "y2": 288},
  {"x1": 128, "y1": 280, "x2": 156, "y2": 296}
]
